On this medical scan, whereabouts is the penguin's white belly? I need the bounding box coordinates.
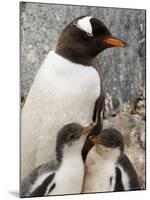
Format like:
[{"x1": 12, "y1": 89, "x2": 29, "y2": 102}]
[
  {"x1": 83, "y1": 149, "x2": 116, "y2": 193},
  {"x1": 50, "y1": 156, "x2": 84, "y2": 195},
  {"x1": 21, "y1": 51, "x2": 100, "y2": 178}
]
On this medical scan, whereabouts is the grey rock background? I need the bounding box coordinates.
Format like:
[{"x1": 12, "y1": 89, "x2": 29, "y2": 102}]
[{"x1": 20, "y1": 2, "x2": 146, "y2": 189}]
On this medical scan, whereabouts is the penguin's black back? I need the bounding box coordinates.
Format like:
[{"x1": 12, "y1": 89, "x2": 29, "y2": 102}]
[{"x1": 115, "y1": 154, "x2": 141, "y2": 191}]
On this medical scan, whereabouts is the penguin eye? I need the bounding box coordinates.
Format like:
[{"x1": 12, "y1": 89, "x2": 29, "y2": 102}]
[
  {"x1": 109, "y1": 141, "x2": 116, "y2": 147},
  {"x1": 87, "y1": 32, "x2": 93, "y2": 37},
  {"x1": 83, "y1": 33, "x2": 93, "y2": 40},
  {"x1": 68, "y1": 134, "x2": 75, "y2": 141}
]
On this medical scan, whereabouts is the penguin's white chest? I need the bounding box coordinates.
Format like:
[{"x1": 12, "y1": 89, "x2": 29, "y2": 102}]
[
  {"x1": 83, "y1": 149, "x2": 116, "y2": 193},
  {"x1": 50, "y1": 155, "x2": 84, "y2": 195},
  {"x1": 21, "y1": 51, "x2": 100, "y2": 178}
]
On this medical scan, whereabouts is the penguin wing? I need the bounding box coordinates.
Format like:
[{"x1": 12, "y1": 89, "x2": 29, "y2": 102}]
[
  {"x1": 113, "y1": 166, "x2": 126, "y2": 191},
  {"x1": 92, "y1": 58, "x2": 105, "y2": 132},
  {"x1": 116, "y1": 154, "x2": 141, "y2": 191},
  {"x1": 21, "y1": 161, "x2": 58, "y2": 197},
  {"x1": 93, "y1": 91, "x2": 105, "y2": 131},
  {"x1": 29, "y1": 172, "x2": 56, "y2": 197},
  {"x1": 82, "y1": 91, "x2": 105, "y2": 162},
  {"x1": 82, "y1": 59, "x2": 105, "y2": 161}
]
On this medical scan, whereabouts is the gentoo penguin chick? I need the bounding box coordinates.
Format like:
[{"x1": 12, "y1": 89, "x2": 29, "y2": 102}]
[
  {"x1": 83, "y1": 128, "x2": 141, "y2": 193},
  {"x1": 21, "y1": 123, "x2": 94, "y2": 197},
  {"x1": 21, "y1": 15, "x2": 126, "y2": 178}
]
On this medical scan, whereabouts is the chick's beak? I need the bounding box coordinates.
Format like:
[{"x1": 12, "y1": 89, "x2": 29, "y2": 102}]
[
  {"x1": 90, "y1": 136, "x2": 103, "y2": 145},
  {"x1": 82, "y1": 123, "x2": 94, "y2": 135},
  {"x1": 103, "y1": 36, "x2": 126, "y2": 48}
]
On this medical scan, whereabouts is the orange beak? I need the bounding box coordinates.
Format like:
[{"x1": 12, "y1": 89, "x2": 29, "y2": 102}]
[
  {"x1": 103, "y1": 37, "x2": 126, "y2": 48},
  {"x1": 91, "y1": 136, "x2": 103, "y2": 145},
  {"x1": 82, "y1": 123, "x2": 94, "y2": 135}
]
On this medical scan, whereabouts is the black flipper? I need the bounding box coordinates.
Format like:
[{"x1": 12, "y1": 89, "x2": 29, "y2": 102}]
[
  {"x1": 21, "y1": 160, "x2": 59, "y2": 198},
  {"x1": 114, "y1": 167, "x2": 124, "y2": 191},
  {"x1": 117, "y1": 154, "x2": 141, "y2": 191},
  {"x1": 82, "y1": 94, "x2": 105, "y2": 161},
  {"x1": 30, "y1": 173, "x2": 55, "y2": 197}
]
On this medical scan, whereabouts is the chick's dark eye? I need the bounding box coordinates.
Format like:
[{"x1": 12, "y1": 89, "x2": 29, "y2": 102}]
[
  {"x1": 109, "y1": 141, "x2": 116, "y2": 147},
  {"x1": 68, "y1": 134, "x2": 75, "y2": 140}
]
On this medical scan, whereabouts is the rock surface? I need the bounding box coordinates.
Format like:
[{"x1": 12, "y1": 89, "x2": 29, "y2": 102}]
[{"x1": 20, "y1": 2, "x2": 146, "y2": 189}]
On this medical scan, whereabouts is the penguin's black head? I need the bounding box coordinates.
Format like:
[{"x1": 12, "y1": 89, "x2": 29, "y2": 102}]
[
  {"x1": 56, "y1": 16, "x2": 126, "y2": 65},
  {"x1": 56, "y1": 123, "x2": 94, "y2": 162},
  {"x1": 90, "y1": 128, "x2": 124, "y2": 160}
]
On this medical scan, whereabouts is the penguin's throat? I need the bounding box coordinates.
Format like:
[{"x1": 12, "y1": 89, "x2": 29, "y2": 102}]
[
  {"x1": 65, "y1": 140, "x2": 84, "y2": 156},
  {"x1": 57, "y1": 140, "x2": 84, "y2": 163},
  {"x1": 56, "y1": 45, "x2": 95, "y2": 66},
  {"x1": 95, "y1": 145, "x2": 121, "y2": 162}
]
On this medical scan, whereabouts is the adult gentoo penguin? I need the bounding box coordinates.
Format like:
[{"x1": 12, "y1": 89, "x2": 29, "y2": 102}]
[
  {"x1": 21, "y1": 15, "x2": 126, "y2": 178},
  {"x1": 83, "y1": 128, "x2": 141, "y2": 193},
  {"x1": 21, "y1": 123, "x2": 94, "y2": 197}
]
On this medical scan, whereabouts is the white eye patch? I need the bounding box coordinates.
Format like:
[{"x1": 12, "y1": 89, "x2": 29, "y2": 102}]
[{"x1": 74, "y1": 16, "x2": 93, "y2": 36}]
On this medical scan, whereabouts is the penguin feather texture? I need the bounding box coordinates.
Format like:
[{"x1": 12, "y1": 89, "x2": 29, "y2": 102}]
[
  {"x1": 21, "y1": 50, "x2": 100, "y2": 178},
  {"x1": 117, "y1": 165, "x2": 129, "y2": 190},
  {"x1": 29, "y1": 172, "x2": 52, "y2": 194},
  {"x1": 83, "y1": 146, "x2": 121, "y2": 192},
  {"x1": 49, "y1": 139, "x2": 85, "y2": 195},
  {"x1": 21, "y1": 128, "x2": 86, "y2": 196}
]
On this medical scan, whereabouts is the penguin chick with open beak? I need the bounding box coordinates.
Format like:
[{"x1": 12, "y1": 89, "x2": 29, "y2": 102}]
[
  {"x1": 83, "y1": 128, "x2": 141, "y2": 193},
  {"x1": 21, "y1": 123, "x2": 94, "y2": 197}
]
